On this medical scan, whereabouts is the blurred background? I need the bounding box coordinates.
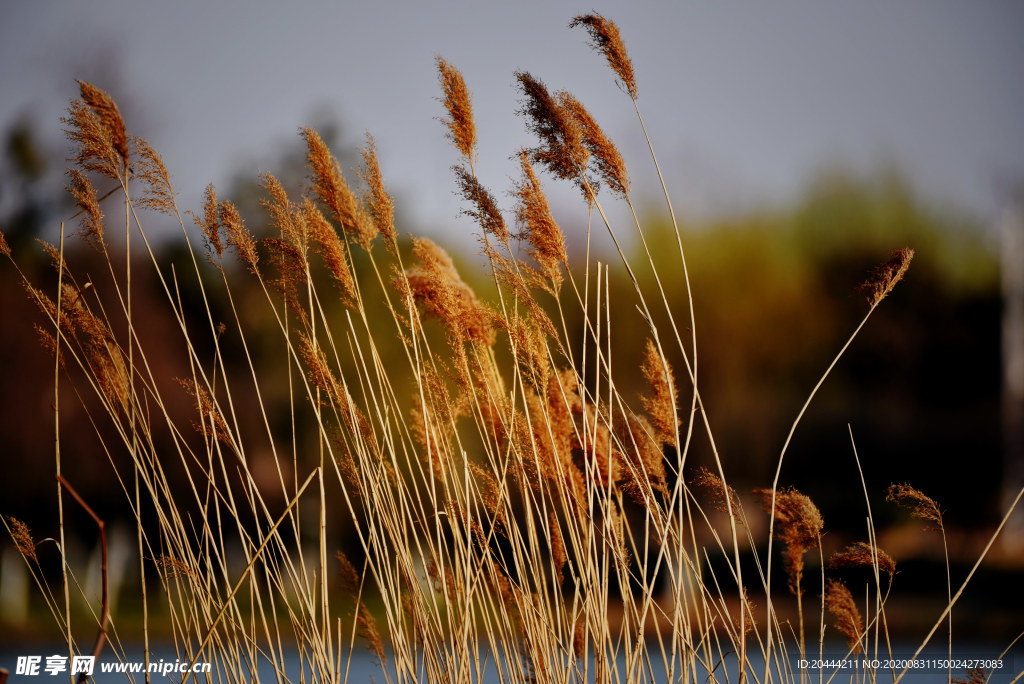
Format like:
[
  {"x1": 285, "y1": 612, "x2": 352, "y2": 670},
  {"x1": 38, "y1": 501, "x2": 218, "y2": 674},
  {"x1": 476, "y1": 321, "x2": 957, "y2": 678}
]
[{"x1": 2, "y1": 0, "x2": 1023, "y2": 645}]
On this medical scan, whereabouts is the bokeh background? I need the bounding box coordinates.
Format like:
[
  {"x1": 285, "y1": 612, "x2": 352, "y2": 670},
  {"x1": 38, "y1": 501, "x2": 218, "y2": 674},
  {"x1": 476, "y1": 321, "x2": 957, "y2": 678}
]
[{"x1": 2, "y1": 0, "x2": 1023, "y2": 646}]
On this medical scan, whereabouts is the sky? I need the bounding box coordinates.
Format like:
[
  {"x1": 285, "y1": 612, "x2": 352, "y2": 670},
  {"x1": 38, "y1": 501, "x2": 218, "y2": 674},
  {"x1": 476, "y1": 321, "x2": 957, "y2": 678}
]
[{"x1": 2, "y1": 1, "x2": 1023, "y2": 241}]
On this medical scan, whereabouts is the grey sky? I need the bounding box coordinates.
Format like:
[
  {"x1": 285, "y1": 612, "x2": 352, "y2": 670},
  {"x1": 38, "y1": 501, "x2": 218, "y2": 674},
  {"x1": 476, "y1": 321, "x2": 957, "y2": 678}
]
[{"x1": 2, "y1": 1, "x2": 1023, "y2": 239}]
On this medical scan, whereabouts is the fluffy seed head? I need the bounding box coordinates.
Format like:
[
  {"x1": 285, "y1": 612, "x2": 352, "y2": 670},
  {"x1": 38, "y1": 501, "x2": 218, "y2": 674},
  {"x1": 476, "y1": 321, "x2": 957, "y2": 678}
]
[
  {"x1": 831, "y1": 541, "x2": 896, "y2": 577},
  {"x1": 824, "y1": 579, "x2": 863, "y2": 653},
  {"x1": 516, "y1": 71, "x2": 592, "y2": 193},
  {"x1": 758, "y1": 487, "x2": 824, "y2": 594},
  {"x1": 67, "y1": 168, "x2": 105, "y2": 251},
  {"x1": 454, "y1": 165, "x2": 508, "y2": 242},
  {"x1": 436, "y1": 57, "x2": 476, "y2": 161},
  {"x1": 304, "y1": 198, "x2": 357, "y2": 308},
  {"x1": 191, "y1": 183, "x2": 224, "y2": 261},
  {"x1": 887, "y1": 483, "x2": 943, "y2": 527},
  {"x1": 570, "y1": 14, "x2": 637, "y2": 99},
  {"x1": 512, "y1": 151, "x2": 566, "y2": 285},
  {"x1": 404, "y1": 237, "x2": 495, "y2": 346},
  {"x1": 861, "y1": 247, "x2": 914, "y2": 307},
  {"x1": 359, "y1": 133, "x2": 397, "y2": 255},
  {"x1": 132, "y1": 135, "x2": 176, "y2": 215},
  {"x1": 0, "y1": 231, "x2": 10, "y2": 258},
  {"x1": 640, "y1": 339, "x2": 678, "y2": 447},
  {"x1": 558, "y1": 91, "x2": 630, "y2": 196},
  {"x1": 9, "y1": 517, "x2": 38, "y2": 563},
  {"x1": 219, "y1": 200, "x2": 259, "y2": 275},
  {"x1": 302, "y1": 127, "x2": 376, "y2": 249},
  {"x1": 693, "y1": 466, "x2": 742, "y2": 518}
]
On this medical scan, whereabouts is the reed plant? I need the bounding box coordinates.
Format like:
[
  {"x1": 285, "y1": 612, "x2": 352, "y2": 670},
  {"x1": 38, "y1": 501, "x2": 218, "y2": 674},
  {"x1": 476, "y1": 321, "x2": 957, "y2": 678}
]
[{"x1": 3, "y1": 13, "x2": 1022, "y2": 684}]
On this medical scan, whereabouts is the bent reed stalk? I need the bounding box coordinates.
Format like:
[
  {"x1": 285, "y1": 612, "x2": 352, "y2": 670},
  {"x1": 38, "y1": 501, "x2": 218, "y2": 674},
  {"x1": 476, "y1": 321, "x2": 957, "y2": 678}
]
[{"x1": 3, "y1": 13, "x2": 1020, "y2": 684}]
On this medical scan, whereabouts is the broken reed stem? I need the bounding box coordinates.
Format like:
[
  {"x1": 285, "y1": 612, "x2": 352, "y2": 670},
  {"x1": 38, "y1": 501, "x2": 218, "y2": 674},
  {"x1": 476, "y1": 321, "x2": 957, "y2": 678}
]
[{"x1": 55, "y1": 475, "x2": 109, "y2": 683}]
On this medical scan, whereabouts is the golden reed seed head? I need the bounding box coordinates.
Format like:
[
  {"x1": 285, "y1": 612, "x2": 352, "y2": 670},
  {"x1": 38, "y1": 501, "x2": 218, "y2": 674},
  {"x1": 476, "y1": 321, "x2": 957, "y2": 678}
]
[
  {"x1": 887, "y1": 483, "x2": 943, "y2": 526},
  {"x1": 758, "y1": 486, "x2": 824, "y2": 594},
  {"x1": 303, "y1": 198, "x2": 357, "y2": 309},
  {"x1": 558, "y1": 92, "x2": 630, "y2": 197},
  {"x1": 824, "y1": 579, "x2": 864, "y2": 653},
  {"x1": 77, "y1": 81, "x2": 128, "y2": 169},
  {"x1": 513, "y1": 151, "x2": 567, "y2": 281},
  {"x1": 153, "y1": 555, "x2": 196, "y2": 581},
  {"x1": 132, "y1": 135, "x2": 176, "y2": 215},
  {"x1": 515, "y1": 71, "x2": 591, "y2": 191},
  {"x1": 0, "y1": 230, "x2": 10, "y2": 258},
  {"x1": 640, "y1": 339, "x2": 678, "y2": 447},
  {"x1": 693, "y1": 466, "x2": 742, "y2": 517},
  {"x1": 335, "y1": 551, "x2": 361, "y2": 596},
  {"x1": 192, "y1": 183, "x2": 224, "y2": 261},
  {"x1": 219, "y1": 200, "x2": 259, "y2": 275},
  {"x1": 66, "y1": 168, "x2": 105, "y2": 251},
  {"x1": 454, "y1": 165, "x2": 508, "y2": 242},
  {"x1": 830, "y1": 541, "x2": 896, "y2": 576},
  {"x1": 9, "y1": 517, "x2": 38, "y2": 564},
  {"x1": 301, "y1": 127, "x2": 377, "y2": 249},
  {"x1": 359, "y1": 133, "x2": 398, "y2": 255},
  {"x1": 570, "y1": 14, "x2": 637, "y2": 99},
  {"x1": 405, "y1": 237, "x2": 495, "y2": 346},
  {"x1": 436, "y1": 56, "x2": 476, "y2": 161},
  {"x1": 861, "y1": 247, "x2": 914, "y2": 307}
]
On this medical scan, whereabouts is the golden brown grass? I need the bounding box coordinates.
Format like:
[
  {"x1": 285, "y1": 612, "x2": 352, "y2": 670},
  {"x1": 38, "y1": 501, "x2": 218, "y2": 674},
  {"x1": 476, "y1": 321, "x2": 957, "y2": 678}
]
[{"x1": 1, "y1": 18, "x2": 1021, "y2": 684}]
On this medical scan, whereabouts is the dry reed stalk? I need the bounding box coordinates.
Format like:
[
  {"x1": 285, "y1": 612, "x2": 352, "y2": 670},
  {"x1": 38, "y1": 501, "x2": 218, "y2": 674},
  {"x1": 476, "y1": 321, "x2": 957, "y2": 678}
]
[{"x1": 304, "y1": 197, "x2": 358, "y2": 309}]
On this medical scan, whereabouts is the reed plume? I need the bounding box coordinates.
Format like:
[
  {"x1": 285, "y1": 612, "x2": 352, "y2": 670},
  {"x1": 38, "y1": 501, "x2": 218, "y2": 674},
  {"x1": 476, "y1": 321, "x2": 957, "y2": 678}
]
[
  {"x1": 453, "y1": 165, "x2": 508, "y2": 243},
  {"x1": 886, "y1": 483, "x2": 943, "y2": 528},
  {"x1": 436, "y1": 56, "x2": 476, "y2": 163},
  {"x1": 66, "y1": 168, "x2": 105, "y2": 250},
  {"x1": 132, "y1": 135, "x2": 176, "y2": 215},
  {"x1": 8, "y1": 517, "x2": 38, "y2": 564},
  {"x1": 302, "y1": 127, "x2": 376, "y2": 249},
  {"x1": 831, "y1": 541, "x2": 896, "y2": 577},
  {"x1": 758, "y1": 487, "x2": 823, "y2": 595},
  {"x1": 359, "y1": 133, "x2": 398, "y2": 255},
  {"x1": 861, "y1": 247, "x2": 914, "y2": 307},
  {"x1": 824, "y1": 579, "x2": 863, "y2": 653},
  {"x1": 558, "y1": 92, "x2": 630, "y2": 197},
  {"x1": 515, "y1": 71, "x2": 591, "y2": 193},
  {"x1": 570, "y1": 13, "x2": 637, "y2": 99},
  {"x1": 512, "y1": 150, "x2": 567, "y2": 288}
]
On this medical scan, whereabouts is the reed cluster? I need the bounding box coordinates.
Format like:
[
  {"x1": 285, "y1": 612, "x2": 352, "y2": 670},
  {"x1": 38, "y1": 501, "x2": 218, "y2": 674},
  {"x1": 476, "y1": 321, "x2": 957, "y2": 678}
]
[{"x1": 3, "y1": 13, "x2": 1020, "y2": 684}]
